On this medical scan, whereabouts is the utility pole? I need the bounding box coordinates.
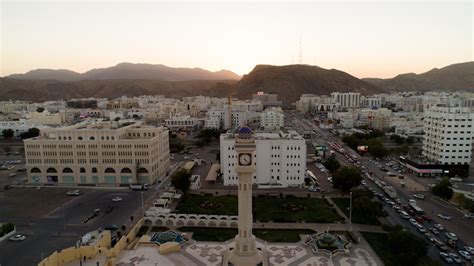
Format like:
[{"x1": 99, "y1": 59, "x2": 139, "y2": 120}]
[
  {"x1": 349, "y1": 191, "x2": 353, "y2": 232},
  {"x1": 141, "y1": 191, "x2": 145, "y2": 217},
  {"x1": 63, "y1": 204, "x2": 66, "y2": 231}
]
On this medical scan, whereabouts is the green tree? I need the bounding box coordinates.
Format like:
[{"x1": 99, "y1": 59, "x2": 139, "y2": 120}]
[
  {"x1": 342, "y1": 134, "x2": 360, "y2": 150},
  {"x1": 432, "y1": 178, "x2": 453, "y2": 200},
  {"x1": 390, "y1": 134, "x2": 405, "y2": 144},
  {"x1": 19, "y1": 128, "x2": 40, "y2": 139},
  {"x1": 2, "y1": 129, "x2": 14, "y2": 139},
  {"x1": 332, "y1": 166, "x2": 362, "y2": 193},
  {"x1": 387, "y1": 228, "x2": 428, "y2": 265},
  {"x1": 171, "y1": 169, "x2": 191, "y2": 195},
  {"x1": 323, "y1": 157, "x2": 341, "y2": 173},
  {"x1": 367, "y1": 139, "x2": 388, "y2": 158}
]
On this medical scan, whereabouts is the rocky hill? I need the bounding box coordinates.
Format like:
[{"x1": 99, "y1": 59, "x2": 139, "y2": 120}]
[
  {"x1": 363, "y1": 62, "x2": 474, "y2": 92},
  {"x1": 233, "y1": 64, "x2": 382, "y2": 103},
  {"x1": 5, "y1": 62, "x2": 241, "y2": 82}
]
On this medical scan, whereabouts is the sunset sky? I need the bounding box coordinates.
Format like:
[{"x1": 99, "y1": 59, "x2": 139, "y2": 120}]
[{"x1": 1, "y1": 1, "x2": 472, "y2": 78}]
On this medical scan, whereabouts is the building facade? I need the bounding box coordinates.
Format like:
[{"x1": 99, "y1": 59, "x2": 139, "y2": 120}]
[
  {"x1": 331, "y1": 92, "x2": 361, "y2": 109},
  {"x1": 260, "y1": 107, "x2": 284, "y2": 130},
  {"x1": 24, "y1": 121, "x2": 170, "y2": 186},
  {"x1": 220, "y1": 130, "x2": 306, "y2": 187}
]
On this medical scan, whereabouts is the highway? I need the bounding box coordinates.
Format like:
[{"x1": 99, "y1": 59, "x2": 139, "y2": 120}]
[{"x1": 287, "y1": 110, "x2": 474, "y2": 265}]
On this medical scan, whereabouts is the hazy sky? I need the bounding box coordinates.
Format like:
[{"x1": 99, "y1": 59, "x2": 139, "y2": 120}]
[{"x1": 1, "y1": 1, "x2": 472, "y2": 78}]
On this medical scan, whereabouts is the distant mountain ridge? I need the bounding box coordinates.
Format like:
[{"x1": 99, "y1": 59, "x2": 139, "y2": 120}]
[
  {"x1": 362, "y1": 61, "x2": 474, "y2": 92},
  {"x1": 5, "y1": 62, "x2": 241, "y2": 81}
]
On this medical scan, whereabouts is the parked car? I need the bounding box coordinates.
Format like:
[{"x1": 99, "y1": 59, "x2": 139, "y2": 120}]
[
  {"x1": 424, "y1": 232, "x2": 436, "y2": 242},
  {"x1": 415, "y1": 216, "x2": 424, "y2": 224},
  {"x1": 421, "y1": 215, "x2": 432, "y2": 222},
  {"x1": 438, "y1": 214, "x2": 452, "y2": 220},
  {"x1": 459, "y1": 250, "x2": 471, "y2": 260},
  {"x1": 448, "y1": 253, "x2": 462, "y2": 264},
  {"x1": 435, "y1": 239, "x2": 448, "y2": 251},
  {"x1": 413, "y1": 194, "x2": 425, "y2": 200},
  {"x1": 409, "y1": 218, "x2": 417, "y2": 226},
  {"x1": 464, "y1": 212, "x2": 474, "y2": 219},
  {"x1": 429, "y1": 227, "x2": 439, "y2": 235},
  {"x1": 9, "y1": 234, "x2": 26, "y2": 241},
  {"x1": 400, "y1": 211, "x2": 410, "y2": 219},
  {"x1": 439, "y1": 252, "x2": 453, "y2": 264},
  {"x1": 8, "y1": 173, "x2": 16, "y2": 177},
  {"x1": 445, "y1": 232, "x2": 458, "y2": 241},
  {"x1": 66, "y1": 190, "x2": 81, "y2": 196},
  {"x1": 112, "y1": 197, "x2": 122, "y2": 202},
  {"x1": 104, "y1": 224, "x2": 119, "y2": 231},
  {"x1": 415, "y1": 224, "x2": 426, "y2": 233}
]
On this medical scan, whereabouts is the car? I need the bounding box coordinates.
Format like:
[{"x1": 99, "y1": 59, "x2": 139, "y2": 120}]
[
  {"x1": 395, "y1": 198, "x2": 402, "y2": 204},
  {"x1": 421, "y1": 215, "x2": 432, "y2": 222},
  {"x1": 464, "y1": 212, "x2": 474, "y2": 219},
  {"x1": 409, "y1": 218, "x2": 417, "y2": 226},
  {"x1": 429, "y1": 227, "x2": 439, "y2": 235},
  {"x1": 459, "y1": 250, "x2": 472, "y2": 260},
  {"x1": 414, "y1": 216, "x2": 423, "y2": 223},
  {"x1": 413, "y1": 194, "x2": 425, "y2": 200},
  {"x1": 112, "y1": 197, "x2": 122, "y2": 202},
  {"x1": 409, "y1": 199, "x2": 416, "y2": 204},
  {"x1": 464, "y1": 246, "x2": 474, "y2": 255},
  {"x1": 392, "y1": 205, "x2": 401, "y2": 211},
  {"x1": 440, "y1": 252, "x2": 454, "y2": 264},
  {"x1": 434, "y1": 223, "x2": 444, "y2": 231},
  {"x1": 8, "y1": 173, "x2": 16, "y2": 177},
  {"x1": 9, "y1": 234, "x2": 26, "y2": 241},
  {"x1": 66, "y1": 190, "x2": 81, "y2": 196},
  {"x1": 424, "y1": 232, "x2": 436, "y2": 242},
  {"x1": 400, "y1": 211, "x2": 410, "y2": 219},
  {"x1": 448, "y1": 253, "x2": 462, "y2": 264},
  {"x1": 416, "y1": 224, "x2": 427, "y2": 233},
  {"x1": 104, "y1": 224, "x2": 119, "y2": 231},
  {"x1": 445, "y1": 232, "x2": 457, "y2": 241},
  {"x1": 434, "y1": 239, "x2": 448, "y2": 251},
  {"x1": 438, "y1": 214, "x2": 452, "y2": 220}
]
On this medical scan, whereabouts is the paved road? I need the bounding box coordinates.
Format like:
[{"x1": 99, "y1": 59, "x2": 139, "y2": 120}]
[
  {"x1": 291, "y1": 111, "x2": 473, "y2": 265},
  {"x1": 0, "y1": 162, "x2": 180, "y2": 266}
]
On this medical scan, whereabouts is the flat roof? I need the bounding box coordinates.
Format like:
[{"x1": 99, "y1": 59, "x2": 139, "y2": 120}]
[{"x1": 205, "y1": 163, "x2": 220, "y2": 182}]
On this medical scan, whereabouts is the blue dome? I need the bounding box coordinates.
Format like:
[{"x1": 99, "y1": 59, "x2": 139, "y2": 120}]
[{"x1": 239, "y1": 127, "x2": 252, "y2": 134}]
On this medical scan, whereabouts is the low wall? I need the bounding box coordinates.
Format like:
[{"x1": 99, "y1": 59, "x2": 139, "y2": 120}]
[
  {"x1": 105, "y1": 218, "x2": 145, "y2": 266},
  {"x1": 38, "y1": 230, "x2": 111, "y2": 266}
]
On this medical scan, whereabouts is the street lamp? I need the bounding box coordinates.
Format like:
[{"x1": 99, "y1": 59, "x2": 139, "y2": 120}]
[{"x1": 349, "y1": 191, "x2": 353, "y2": 232}]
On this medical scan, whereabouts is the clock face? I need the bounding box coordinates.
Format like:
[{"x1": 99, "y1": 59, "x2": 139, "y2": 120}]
[{"x1": 239, "y1": 153, "x2": 252, "y2": 166}]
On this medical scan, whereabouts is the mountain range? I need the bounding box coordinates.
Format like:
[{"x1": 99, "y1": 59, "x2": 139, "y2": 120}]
[
  {"x1": 5, "y1": 62, "x2": 241, "y2": 81},
  {"x1": 1, "y1": 61, "x2": 472, "y2": 103}
]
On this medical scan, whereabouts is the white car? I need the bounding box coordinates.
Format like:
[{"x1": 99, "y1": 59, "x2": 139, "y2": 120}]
[
  {"x1": 464, "y1": 246, "x2": 474, "y2": 255},
  {"x1": 439, "y1": 252, "x2": 453, "y2": 264},
  {"x1": 434, "y1": 223, "x2": 444, "y2": 231},
  {"x1": 66, "y1": 190, "x2": 81, "y2": 196},
  {"x1": 8, "y1": 173, "x2": 16, "y2": 177},
  {"x1": 112, "y1": 197, "x2": 122, "y2": 202},
  {"x1": 413, "y1": 194, "x2": 425, "y2": 200},
  {"x1": 459, "y1": 250, "x2": 471, "y2": 260},
  {"x1": 448, "y1": 253, "x2": 462, "y2": 264},
  {"x1": 438, "y1": 214, "x2": 452, "y2": 220},
  {"x1": 9, "y1": 234, "x2": 26, "y2": 241},
  {"x1": 445, "y1": 232, "x2": 458, "y2": 241},
  {"x1": 409, "y1": 218, "x2": 417, "y2": 226}
]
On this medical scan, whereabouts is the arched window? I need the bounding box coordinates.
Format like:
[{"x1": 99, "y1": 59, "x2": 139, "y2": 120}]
[
  {"x1": 31, "y1": 167, "x2": 41, "y2": 173},
  {"x1": 104, "y1": 167, "x2": 115, "y2": 173},
  {"x1": 121, "y1": 167, "x2": 132, "y2": 173},
  {"x1": 137, "y1": 167, "x2": 148, "y2": 174},
  {"x1": 46, "y1": 167, "x2": 57, "y2": 173},
  {"x1": 90, "y1": 136, "x2": 95, "y2": 140},
  {"x1": 63, "y1": 167, "x2": 73, "y2": 173},
  {"x1": 80, "y1": 167, "x2": 86, "y2": 173},
  {"x1": 78, "y1": 136, "x2": 83, "y2": 140},
  {"x1": 92, "y1": 167, "x2": 98, "y2": 173}
]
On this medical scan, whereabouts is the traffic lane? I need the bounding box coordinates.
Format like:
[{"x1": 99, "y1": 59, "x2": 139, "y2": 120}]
[{"x1": 306, "y1": 163, "x2": 333, "y2": 192}]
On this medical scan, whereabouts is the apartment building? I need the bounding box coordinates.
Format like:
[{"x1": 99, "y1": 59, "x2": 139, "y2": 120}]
[
  {"x1": 331, "y1": 92, "x2": 361, "y2": 109},
  {"x1": 24, "y1": 121, "x2": 170, "y2": 186},
  {"x1": 220, "y1": 130, "x2": 306, "y2": 187},
  {"x1": 260, "y1": 107, "x2": 284, "y2": 130}
]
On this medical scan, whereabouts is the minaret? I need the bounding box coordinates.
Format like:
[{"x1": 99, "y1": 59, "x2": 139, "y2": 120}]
[{"x1": 227, "y1": 126, "x2": 264, "y2": 266}]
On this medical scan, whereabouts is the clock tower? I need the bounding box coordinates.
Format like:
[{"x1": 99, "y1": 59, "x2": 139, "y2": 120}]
[{"x1": 226, "y1": 127, "x2": 265, "y2": 266}]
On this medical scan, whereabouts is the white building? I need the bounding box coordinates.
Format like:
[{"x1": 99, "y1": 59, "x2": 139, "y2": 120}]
[
  {"x1": 24, "y1": 121, "x2": 170, "y2": 186},
  {"x1": 0, "y1": 119, "x2": 44, "y2": 138},
  {"x1": 422, "y1": 105, "x2": 474, "y2": 166},
  {"x1": 357, "y1": 108, "x2": 392, "y2": 130},
  {"x1": 220, "y1": 130, "x2": 306, "y2": 187},
  {"x1": 260, "y1": 107, "x2": 284, "y2": 130},
  {"x1": 331, "y1": 92, "x2": 361, "y2": 109},
  {"x1": 361, "y1": 97, "x2": 382, "y2": 108},
  {"x1": 252, "y1": 92, "x2": 282, "y2": 107},
  {"x1": 204, "y1": 116, "x2": 222, "y2": 129},
  {"x1": 165, "y1": 114, "x2": 202, "y2": 131}
]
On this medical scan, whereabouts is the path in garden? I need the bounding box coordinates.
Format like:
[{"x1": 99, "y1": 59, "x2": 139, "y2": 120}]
[{"x1": 253, "y1": 222, "x2": 385, "y2": 233}]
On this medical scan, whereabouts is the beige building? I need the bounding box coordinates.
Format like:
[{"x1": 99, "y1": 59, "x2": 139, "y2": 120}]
[{"x1": 24, "y1": 121, "x2": 170, "y2": 186}]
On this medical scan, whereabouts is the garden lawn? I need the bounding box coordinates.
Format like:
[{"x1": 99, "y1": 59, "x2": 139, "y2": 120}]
[
  {"x1": 178, "y1": 227, "x2": 237, "y2": 242},
  {"x1": 175, "y1": 194, "x2": 238, "y2": 216},
  {"x1": 254, "y1": 196, "x2": 343, "y2": 223}
]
